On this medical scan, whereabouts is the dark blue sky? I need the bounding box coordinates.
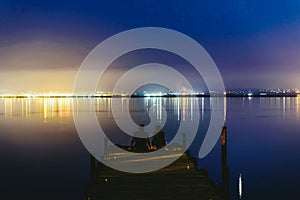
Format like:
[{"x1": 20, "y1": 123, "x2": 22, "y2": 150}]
[{"x1": 1, "y1": 0, "x2": 300, "y2": 92}]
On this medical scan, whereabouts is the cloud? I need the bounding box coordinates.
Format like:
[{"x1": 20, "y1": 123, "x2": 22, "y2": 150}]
[
  {"x1": 0, "y1": 69, "x2": 77, "y2": 93},
  {"x1": 0, "y1": 40, "x2": 87, "y2": 70},
  {"x1": 0, "y1": 40, "x2": 89, "y2": 93}
]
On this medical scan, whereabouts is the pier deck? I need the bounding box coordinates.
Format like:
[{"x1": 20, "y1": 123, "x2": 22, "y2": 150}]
[{"x1": 84, "y1": 152, "x2": 222, "y2": 200}]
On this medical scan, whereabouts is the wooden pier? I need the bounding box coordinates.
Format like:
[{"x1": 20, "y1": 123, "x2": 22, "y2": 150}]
[{"x1": 83, "y1": 127, "x2": 229, "y2": 200}]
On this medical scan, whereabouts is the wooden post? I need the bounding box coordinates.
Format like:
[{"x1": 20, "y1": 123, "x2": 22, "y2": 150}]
[
  {"x1": 90, "y1": 154, "x2": 96, "y2": 183},
  {"x1": 104, "y1": 137, "x2": 108, "y2": 159},
  {"x1": 182, "y1": 133, "x2": 186, "y2": 150},
  {"x1": 221, "y1": 126, "x2": 229, "y2": 200}
]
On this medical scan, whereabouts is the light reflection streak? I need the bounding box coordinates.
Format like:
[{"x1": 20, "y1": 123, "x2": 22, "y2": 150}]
[
  {"x1": 201, "y1": 97, "x2": 204, "y2": 120},
  {"x1": 297, "y1": 95, "x2": 300, "y2": 120},
  {"x1": 9, "y1": 99, "x2": 12, "y2": 116},
  {"x1": 4, "y1": 99, "x2": 7, "y2": 117},
  {"x1": 2, "y1": 98, "x2": 72, "y2": 122},
  {"x1": 177, "y1": 97, "x2": 180, "y2": 121},
  {"x1": 191, "y1": 97, "x2": 193, "y2": 121},
  {"x1": 183, "y1": 97, "x2": 186, "y2": 121},
  {"x1": 287, "y1": 97, "x2": 291, "y2": 118},
  {"x1": 224, "y1": 97, "x2": 227, "y2": 121},
  {"x1": 159, "y1": 97, "x2": 162, "y2": 121},
  {"x1": 283, "y1": 97, "x2": 286, "y2": 119},
  {"x1": 142, "y1": 97, "x2": 197, "y2": 122},
  {"x1": 21, "y1": 99, "x2": 24, "y2": 117},
  {"x1": 3, "y1": 96, "x2": 296, "y2": 126}
]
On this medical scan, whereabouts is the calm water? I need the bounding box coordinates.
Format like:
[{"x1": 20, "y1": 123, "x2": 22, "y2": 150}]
[{"x1": 0, "y1": 97, "x2": 299, "y2": 199}]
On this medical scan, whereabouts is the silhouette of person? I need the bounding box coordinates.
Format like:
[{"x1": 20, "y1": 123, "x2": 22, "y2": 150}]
[
  {"x1": 128, "y1": 125, "x2": 151, "y2": 153},
  {"x1": 151, "y1": 125, "x2": 166, "y2": 151}
]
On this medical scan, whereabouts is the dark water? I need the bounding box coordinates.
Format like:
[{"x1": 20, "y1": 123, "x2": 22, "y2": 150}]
[{"x1": 0, "y1": 97, "x2": 299, "y2": 199}]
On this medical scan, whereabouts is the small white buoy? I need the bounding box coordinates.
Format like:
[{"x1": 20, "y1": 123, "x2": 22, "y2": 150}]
[{"x1": 239, "y1": 173, "x2": 243, "y2": 199}]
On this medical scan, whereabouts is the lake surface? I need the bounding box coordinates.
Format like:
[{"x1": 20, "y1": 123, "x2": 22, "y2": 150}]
[{"x1": 0, "y1": 96, "x2": 299, "y2": 199}]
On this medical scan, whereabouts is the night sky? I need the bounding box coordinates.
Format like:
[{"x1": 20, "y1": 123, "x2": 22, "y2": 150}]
[{"x1": 1, "y1": 0, "x2": 300, "y2": 93}]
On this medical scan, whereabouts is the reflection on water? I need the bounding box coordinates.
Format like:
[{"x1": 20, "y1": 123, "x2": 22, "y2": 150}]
[
  {"x1": 296, "y1": 95, "x2": 300, "y2": 119},
  {"x1": 1, "y1": 98, "x2": 73, "y2": 122},
  {"x1": 0, "y1": 97, "x2": 205, "y2": 123},
  {"x1": 4, "y1": 96, "x2": 299, "y2": 132},
  {"x1": 0, "y1": 97, "x2": 300, "y2": 199}
]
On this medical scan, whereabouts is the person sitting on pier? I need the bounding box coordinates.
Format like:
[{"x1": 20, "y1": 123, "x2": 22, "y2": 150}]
[
  {"x1": 151, "y1": 125, "x2": 166, "y2": 151},
  {"x1": 128, "y1": 125, "x2": 151, "y2": 153}
]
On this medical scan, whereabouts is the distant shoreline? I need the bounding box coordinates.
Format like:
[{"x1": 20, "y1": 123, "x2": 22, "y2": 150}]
[{"x1": 0, "y1": 94, "x2": 298, "y2": 98}]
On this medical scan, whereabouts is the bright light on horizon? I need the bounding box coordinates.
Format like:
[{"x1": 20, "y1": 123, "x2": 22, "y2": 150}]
[{"x1": 0, "y1": 93, "x2": 74, "y2": 98}]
